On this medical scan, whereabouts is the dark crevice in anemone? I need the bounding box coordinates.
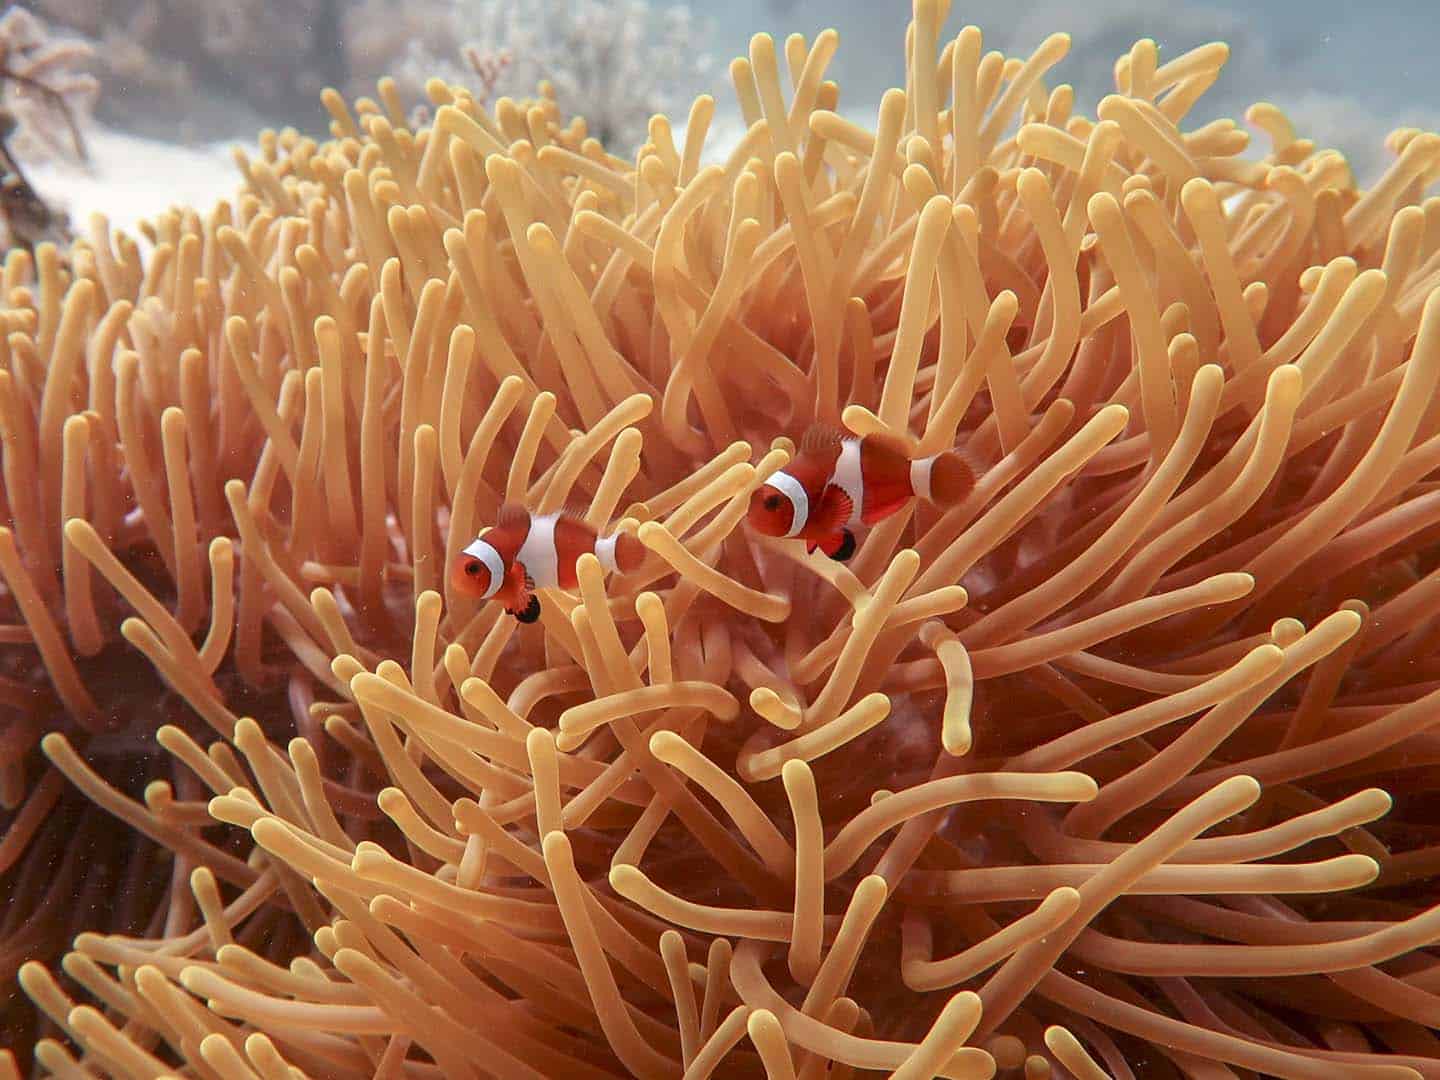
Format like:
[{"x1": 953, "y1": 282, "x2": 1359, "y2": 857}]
[{"x1": 0, "y1": 611, "x2": 322, "y2": 1070}]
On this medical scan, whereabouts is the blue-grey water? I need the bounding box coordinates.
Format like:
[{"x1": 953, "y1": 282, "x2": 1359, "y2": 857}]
[
  {"x1": 30, "y1": 0, "x2": 1440, "y2": 186},
  {"x1": 705, "y1": 0, "x2": 1438, "y2": 184}
]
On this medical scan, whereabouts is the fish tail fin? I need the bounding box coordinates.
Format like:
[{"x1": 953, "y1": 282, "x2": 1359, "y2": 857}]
[
  {"x1": 596, "y1": 529, "x2": 646, "y2": 574},
  {"x1": 917, "y1": 450, "x2": 974, "y2": 506},
  {"x1": 613, "y1": 531, "x2": 646, "y2": 573}
]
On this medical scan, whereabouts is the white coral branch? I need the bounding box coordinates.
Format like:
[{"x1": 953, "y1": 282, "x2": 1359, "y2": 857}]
[{"x1": 401, "y1": 0, "x2": 715, "y2": 154}]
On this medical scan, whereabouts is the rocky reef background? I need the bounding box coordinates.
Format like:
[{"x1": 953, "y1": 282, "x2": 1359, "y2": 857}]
[{"x1": 18, "y1": 0, "x2": 1440, "y2": 183}]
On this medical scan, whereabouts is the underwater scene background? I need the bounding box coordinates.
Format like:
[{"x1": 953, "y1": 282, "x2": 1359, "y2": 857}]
[{"x1": 2, "y1": 0, "x2": 1440, "y2": 1077}]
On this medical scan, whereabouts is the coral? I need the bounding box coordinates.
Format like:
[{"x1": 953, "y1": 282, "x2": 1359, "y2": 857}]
[
  {"x1": 30, "y1": 0, "x2": 457, "y2": 143},
  {"x1": 5, "y1": 0, "x2": 1440, "y2": 1075},
  {"x1": 399, "y1": 0, "x2": 718, "y2": 152},
  {"x1": 32, "y1": 0, "x2": 707, "y2": 148},
  {"x1": 30, "y1": 0, "x2": 318, "y2": 140},
  {"x1": 0, "y1": 7, "x2": 95, "y2": 251},
  {"x1": 0, "y1": 6, "x2": 94, "y2": 164}
]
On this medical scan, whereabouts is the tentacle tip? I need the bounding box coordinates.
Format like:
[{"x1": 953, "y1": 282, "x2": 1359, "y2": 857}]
[
  {"x1": 608, "y1": 863, "x2": 640, "y2": 892},
  {"x1": 1222, "y1": 774, "x2": 1264, "y2": 803}
]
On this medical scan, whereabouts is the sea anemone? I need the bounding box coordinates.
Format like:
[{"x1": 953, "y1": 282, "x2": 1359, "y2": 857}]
[{"x1": 7, "y1": 1, "x2": 1440, "y2": 1075}]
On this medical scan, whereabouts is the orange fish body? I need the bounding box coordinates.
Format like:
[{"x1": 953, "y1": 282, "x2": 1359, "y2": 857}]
[
  {"x1": 747, "y1": 425, "x2": 973, "y2": 561},
  {"x1": 450, "y1": 505, "x2": 644, "y2": 622}
]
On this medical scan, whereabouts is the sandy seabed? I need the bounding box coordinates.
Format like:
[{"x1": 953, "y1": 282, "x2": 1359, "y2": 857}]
[{"x1": 28, "y1": 127, "x2": 253, "y2": 241}]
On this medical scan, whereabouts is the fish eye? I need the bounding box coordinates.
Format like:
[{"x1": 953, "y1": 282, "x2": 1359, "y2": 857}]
[
  {"x1": 764, "y1": 494, "x2": 782, "y2": 510},
  {"x1": 463, "y1": 560, "x2": 481, "y2": 576}
]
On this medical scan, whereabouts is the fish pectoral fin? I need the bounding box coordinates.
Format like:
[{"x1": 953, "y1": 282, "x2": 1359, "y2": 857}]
[
  {"x1": 503, "y1": 563, "x2": 538, "y2": 620},
  {"x1": 823, "y1": 529, "x2": 857, "y2": 562},
  {"x1": 512, "y1": 594, "x2": 542, "y2": 623},
  {"x1": 815, "y1": 485, "x2": 854, "y2": 536}
]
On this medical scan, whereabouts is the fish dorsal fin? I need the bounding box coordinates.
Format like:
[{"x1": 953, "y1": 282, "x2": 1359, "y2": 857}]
[
  {"x1": 800, "y1": 423, "x2": 844, "y2": 456},
  {"x1": 496, "y1": 503, "x2": 532, "y2": 529},
  {"x1": 797, "y1": 424, "x2": 844, "y2": 475},
  {"x1": 558, "y1": 500, "x2": 593, "y2": 526}
]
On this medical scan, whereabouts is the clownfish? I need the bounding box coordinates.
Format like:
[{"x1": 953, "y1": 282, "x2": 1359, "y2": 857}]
[
  {"x1": 450, "y1": 504, "x2": 645, "y2": 622},
  {"x1": 747, "y1": 424, "x2": 973, "y2": 560}
]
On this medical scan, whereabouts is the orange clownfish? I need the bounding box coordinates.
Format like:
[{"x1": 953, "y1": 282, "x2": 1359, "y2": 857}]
[
  {"x1": 747, "y1": 425, "x2": 973, "y2": 561},
  {"x1": 450, "y1": 504, "x2": 645, "y2": 622}
]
